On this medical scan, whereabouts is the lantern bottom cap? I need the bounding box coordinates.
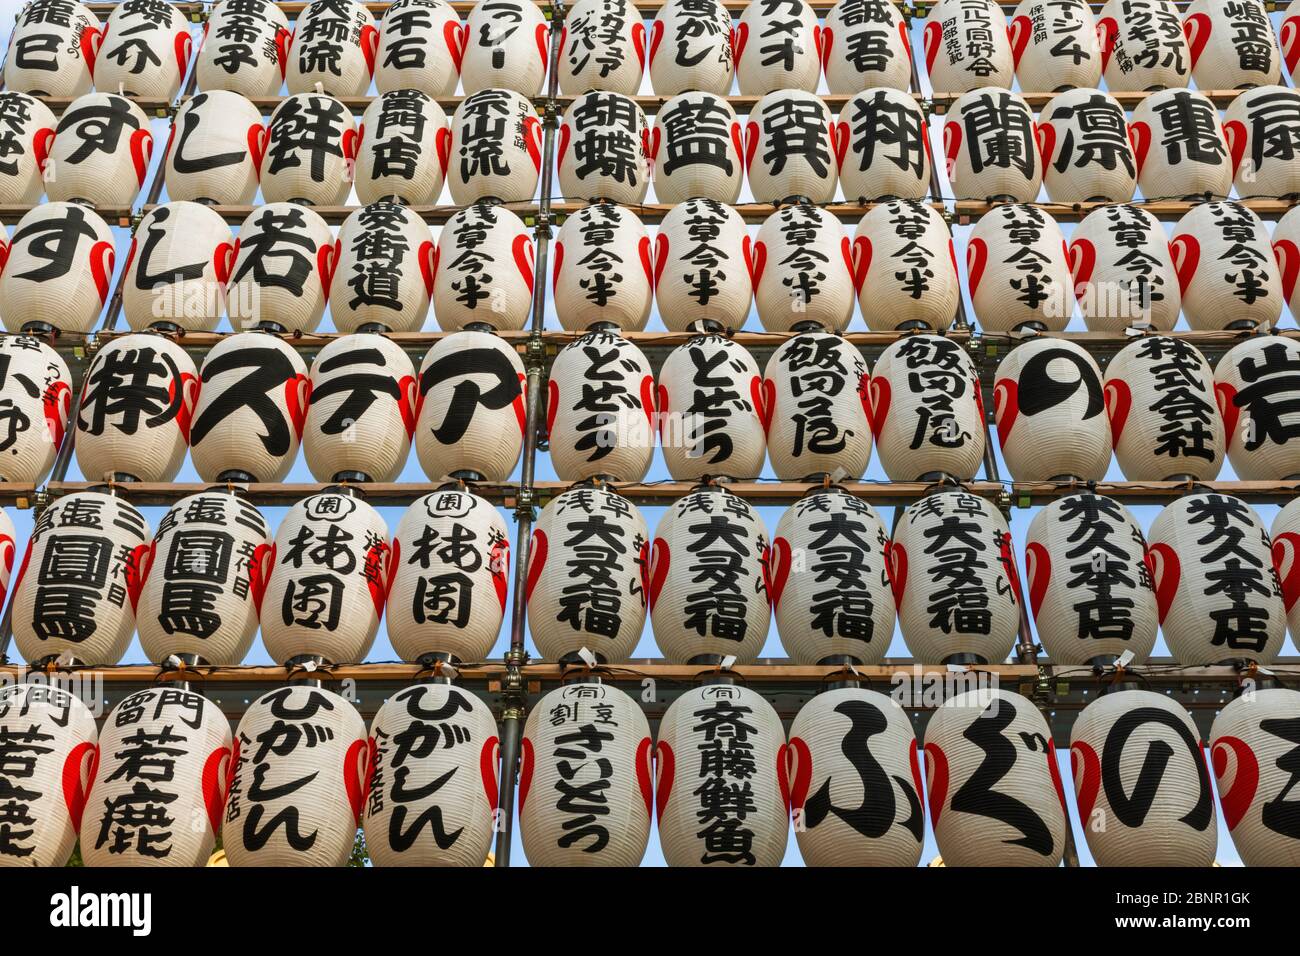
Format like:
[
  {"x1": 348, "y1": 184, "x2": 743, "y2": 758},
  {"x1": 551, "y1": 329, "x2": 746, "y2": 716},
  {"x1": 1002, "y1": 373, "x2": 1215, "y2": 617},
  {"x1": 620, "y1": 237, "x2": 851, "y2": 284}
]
[{"x1": 943, "y1": 652, "x2": 988, "y2": 665}]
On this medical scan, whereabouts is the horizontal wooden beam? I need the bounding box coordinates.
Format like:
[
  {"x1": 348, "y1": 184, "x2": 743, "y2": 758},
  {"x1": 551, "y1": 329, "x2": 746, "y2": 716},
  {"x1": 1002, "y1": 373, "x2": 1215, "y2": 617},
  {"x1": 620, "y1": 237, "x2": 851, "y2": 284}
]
[{"x1": 0, "y1": 205, "x2": 132, "y2": 227}]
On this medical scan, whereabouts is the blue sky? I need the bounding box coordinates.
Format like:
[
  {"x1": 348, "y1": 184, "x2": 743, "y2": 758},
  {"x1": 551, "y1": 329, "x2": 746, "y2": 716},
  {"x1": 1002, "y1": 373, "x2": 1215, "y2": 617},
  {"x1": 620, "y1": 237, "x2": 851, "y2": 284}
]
[{"x1": 3, "y1": 0, "x2": 1297, "y2": 865}]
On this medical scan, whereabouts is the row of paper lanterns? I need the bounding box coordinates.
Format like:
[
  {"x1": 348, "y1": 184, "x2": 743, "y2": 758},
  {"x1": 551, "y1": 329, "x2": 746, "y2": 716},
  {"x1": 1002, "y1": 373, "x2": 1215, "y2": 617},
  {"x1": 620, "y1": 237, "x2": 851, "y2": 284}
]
[
  {"x1": 3, "y1": 196, "x2": 1300, "y2": 338},
  {"x1": 4, "y1": 482, "x2": 1300, "y2": 672},
  {"x1": 10, "y1": 0, "x2": 1300, "y2": 105},
  {"x1": 11, "y1": 77, "x2": 1300, "y2": 212},
  {"x1": 3, "y1": 677, "x2": 1297, "y2": 867}
]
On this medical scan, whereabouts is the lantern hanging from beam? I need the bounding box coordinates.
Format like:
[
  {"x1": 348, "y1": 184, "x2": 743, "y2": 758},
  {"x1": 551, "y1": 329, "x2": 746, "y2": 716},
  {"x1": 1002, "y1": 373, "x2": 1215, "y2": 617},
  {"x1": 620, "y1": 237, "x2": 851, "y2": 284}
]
[
  {"x1": 3, "y1": 0, "x2": 100, "y2": 98},
  {"x1": 1009, "y1": 0, "x2": 1101, "y2": 92},
  {"x1": 557, "y1": 91, "x2": 651, "y2": 206},
  {"x1": 1183, "y1": 0, "x2": 1279, "y2": 91},
  {"x1": 1096, "y1": 0, "x2": 1190, "y2": 92},
  {"x1": 0, "y1": 92, "x2": 56, "y2": 205},
  {"x1": 943, "y1": 88, "x2": 1041, "y2": 203},
  {"x1": 164, "y1": 90, "x2": 265, "y2": 207},
  {"x1": 1129, "y1": 89, "x2": 1232, "y2": 201},
  {"x1": 559, "y1": 0, "x2": 645, "y2": 95},
  {"x1": 460, "y1": 0, "x2": 548, "y2": 96},
  {"x1": 122, "y1": 201, "x2": 236, "y2": 333},
  {"x1": 1036, "y1": 89, "x2": 1135, "y2": 204},
  {"x1": 967, "y1": 203, "x2": 1074, "y2": 332},
  {"x1": 0, "y1": 335, "x2": 72, "y2": 484},
  {"x1": 197, "y1": 0, "x2": 290, "y2": 97},
  {"x1": 447, "y1": 88, "x2": 542, "y2": 205},
  {"x1": 45, "y1": 93, "x2": 152, "y2": 207},
  {"x1": 225, "y1": 203, "x2": 336, "y2": 334},
  {"x1": 286, "y1": 0, "x2": 378, "y2": 96},
  {"x1": 746, "y1": 90, "x2": 837, "y2": 205},
  {"x1": 330, "y1": 201, "x2": 435, "y2": 334},
  {"x1": 1223, "y1": 86, "x2": 1300, "y2": 201},
  {"x1": 753, "y1": 204, "x2": 854, "y2": 334},
  {"x1": 95, "y1": 0, "x2": 191, "y2": 101},
  {"x1": 1214, "y1": 334, "x2": 1300, "y2": 479},
  {"x1": 923, "y1": 0, "x2": 1014, "y2": 93},
  {"x1": 1171, "y1": 201, "x2": 1282, "y2": 331},
  {"x1": 0, "y1": 202, "x2": 115, "y2": 335},
  {"x1": 852, "y1": 200, "x2": 958, "y2": 331},
  {"x1": 653, "y1": 198, "x2": 751, "y2": 332},
  {"x1": 260, "y1": 92, "x2": 357, "y2": 206},
  {"x1": 835, "y1": 88, "x2": 930, "y2": 203},
  {"x1": 374, "y1": 0, "x2": 464, "y2": 96},
  {"x1": 355, "y1": 90, "x2": 450, "y2": 206},
  {"x1": 734, "y1": 0, "x2": 820, "y2": 96},
  {"x1": 553, "y1": 202, "x2": 653, "y2": 332},
  {"x1": 648, "y1": 0, "x2": 733, "y2": 95},
  {"x1": 432, "y1": 202, "x2": 534, "y2": 332},
  {"x1": 1068, "y1": 204, "x2": 1179, "y2": 333},
  {"x1": 650, "y1": 92, "x2": 744, "y2": 206},
  {"x1": 822, "y1": 0, "x2": 912, "y2": 94}
]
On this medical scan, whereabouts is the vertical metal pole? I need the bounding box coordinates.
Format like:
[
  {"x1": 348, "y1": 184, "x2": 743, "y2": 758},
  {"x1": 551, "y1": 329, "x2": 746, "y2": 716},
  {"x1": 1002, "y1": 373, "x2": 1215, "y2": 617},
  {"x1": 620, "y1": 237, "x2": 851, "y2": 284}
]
[{"x1": 494, "y1": 0, "x2": 565, "y2": 867}]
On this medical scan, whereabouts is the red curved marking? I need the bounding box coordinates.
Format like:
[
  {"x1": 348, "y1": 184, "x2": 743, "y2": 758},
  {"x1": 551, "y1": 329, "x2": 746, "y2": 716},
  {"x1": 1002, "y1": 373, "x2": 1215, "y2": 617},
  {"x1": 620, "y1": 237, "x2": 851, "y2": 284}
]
[
  {"x1": 638, "y1": 234, "x2": 653, "y2": 286},
  {"x1": 1035, "y1": 121, "x2": 1056, "y2": 171},
  {"x1": 648, "y1": 19, "x2": 664, "y2": 69},
  {"x1": 62, "y1": 742, "x2": 97, "y2": 833},
  {"x1": 524, "y1": 114, "x2": 542, "y2": 172},
  {"x1": 635, "y1": 737, "x2": 653, "y2": 819},
  {"x1": 43, "y1": 380, "x2": 71, "y2": 452},
  {"x1": 648, "y1": 538, "x2": 669, "y2": 612},
  {"x1": 125, "y1": 542, "x2": 152, "y2": 613},
  {"x1": 993, "y1": 377, "x2": 1018, "y2": 446},
  {"x1": 1008, "y1": 16, "x2": 1031, "y2": 68},
  {"x1": 754, "y1": 375, "x2": 771, "y2": 433},
  {"x1": 1224, "y1": 119, "x2": 1247, "y2": 179},
  {"x1": 1211, "y1": 735, "x2": 1259, "y2": 831},
  {"x1": 1070, "y1": 739, "x2": 1101, "y2": 822},
  {"x1": 249, "y1": 542, "x2": 274, "y2": 614},
  {"x1": 360, "y1": 24, "x2": 378, "y2": 75},
  {"x1": 1283, "y1": 16, "x2": 1300, "y2": 75},
  {"x1": 820, "y1": 26, "x2": 833, "y2": 74},
  {"x1": 534, "y1": 22, "x2": 548, "y2": 68},
  {"x1": 785, "y1": 737, "x2": 812, "y2": 815},
  {"x1": 201, "y1": 746, "x2": 231, "y2": 832},
  {"x1": 418, "y1": 239, "x2": 437, "y2": 299},
  {"x1": 966, "y1": 236, "x2": 987, "y2": 297},
  {"x1": 885, "y1": 539, "x2": 905, "y2": 606},
  {"x1": 1215, "y1": 380, "x2": 1240, "y2": 448},
  {"x1": 923, "y1": 742, "x2": 948, "y2": 827},
  {"x1": 654, "y1": 740, "x2": 674, "y2": 820},
  {"x1": 1146, "y1": 541, "x2": 1181, "y2": 623},
  {"x1": 1025, "y1": 540, "x2": 1051, "y2": 619},
  {"x1": 1103, "y1": 377, "x2": 1131, "y2": 446},
  {"x1": 1097, "y1": 18, "x2": 1118, "y2": 73},
  {"x1": 923, "y1": 20, "x2": 941, "y2": 73},
  {"x1": 632, "y1": 21, "x2": 646, "y2": 71},
  {"x1": 90, "y1": 240, "x2": 115, "y2": 305},
  {"x1": 551, "y1": 238, "x2": 564, "y2": 294},
  {"x1": 653, "y1": 232, "x2": 668, "y2": 292},
  {"x1": 768, "y1": 536, "x2": 792, "y2": 609},
  {"x1": 640, "y1": 373, "x2": 655, "y2": 433},
  {"x1": 129, "y1": 128, "x2": 152, "y2": 186},
  {"x1": 445, "y1": 20, "x2": 465, "y2": 72},
  {"x1": 481, "y1": 735, "x2": 500, "y2": 812},
  {"x1": 868, "y1": 373, "x2": 890, "y2": 443},
  {"x1": 1068, "y1": 237, "x2": 1095, "y2": 303},
  {"x1": 1183, "y1": 13, "x2": 1210, "y2": 70},
  {"x1": 518, "y1": 737, "x2": 535, "y2": 812},
  {"x1": 1273, "y1": 239, "x2": 1300, "y2": 306},
  {"x1": 1129, "y1": 121, "x2": 1151, "y2": 178},
  {"x1": 851, "y1": 234, "x2": 870, "y2": 295},
  {"x1": 1168, "y1": 234, "x2": 1199, "y2": 295},
  {"x1": 744, "y1": 120, "x2": 759, "y2": 174},
  {"x1": 943, "y1": 121, "x2": 961, "y2": 178},
  {"x1": 511, "y1": 232, "x2": 534, "y2": 294},
  {"x1": 1046, "y1": 737, "x2": 1069, "y2": 825},
  {"x1": 343, "y1": 738, "x2": 367, "y2": 825},
  {"x1": 317, "y1": 239, "x2": 338, "y2": 300},
  {"x1": 1272, "y1": 532, "x2": 1300, "y2": 611},
  {"x1": 732, "y1": 21, "x2": 748, "y2": 67}
]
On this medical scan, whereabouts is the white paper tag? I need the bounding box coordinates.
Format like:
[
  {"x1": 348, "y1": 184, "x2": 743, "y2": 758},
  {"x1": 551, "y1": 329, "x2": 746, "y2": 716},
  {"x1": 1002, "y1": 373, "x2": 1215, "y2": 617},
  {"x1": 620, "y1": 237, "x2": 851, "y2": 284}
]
[
  {"x1": 721, "y1": 654, "x2": 738, "y2": 670},
  {"x1": 1116, "y1": 649, "x2": 1135, "y2": 668},
  {"x1": 577, "y1": 646, "x2": 597, "y2": 669}
]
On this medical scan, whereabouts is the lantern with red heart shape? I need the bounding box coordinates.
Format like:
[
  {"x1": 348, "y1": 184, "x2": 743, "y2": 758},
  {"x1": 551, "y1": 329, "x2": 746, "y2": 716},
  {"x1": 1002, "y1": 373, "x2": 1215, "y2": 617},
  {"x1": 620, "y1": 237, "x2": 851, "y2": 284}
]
[
  {"x1": 197, "y1": 0, "x2": 290, "y2": 97},
  {"x1": 823, "y1": 0, "x2": 912, "y2": 93},
  {"x1": 433, "y1": 203, "x2": 534, "y2": 332},
  {"x1": 654, "y1": 199, "x2": 751, "y2": 330},
  {"x1": 12, "y1": 492, "x2": 151, "y2": 667},
  {"x1": 330, "y1": 202, "x2": 435, "y2": 333},
  {"x1": 944, "y1": 87, "x2": 1042, "y2": 203},
  {"x1": 656, "y1": 683, "x2": 788, "y2": 866},
  {"x1": 286, "y1": 0, "x2": 378, "y2": 96},
  {"x1": 926, "y1": 689, "x2": 1067, "y2": 867},
  {"x1": 96, "y1": 0, "x2": 192, "y2": 100},
  {"x1": 1096, "y1": 0, "x2": 1190, "y2": 91},
  {"x1": 923, "y1": 0, "x2": 1014, "y2": 93},
  {"x1": 261, "y1": 92, "x2": 357, "y2": 206},
  {"x1": 364, "y1": 683, "x2": 501, "y2": 866},
  {"x1": 852, "y1": 200, "x2": 957, "y2": 331},
  {"x1": 1183, "y1": 0, "x2": 1279, "y2": 91},
  {"x1": 1009, "y1": 0, "x2": 1101, "y2": 91},
  {"x1": 165, "y1": 91, "x2": 264, "y2": 207},
  {"x1": 870, "y1": 334, "x2": 985, "y2": 481},
  {"x1": 0, "y1": 684, "x2": 98, "y2": 868},
  {"x1": 746, "y1": 89, "x2": 838, "y2": 204},
  {"x1": 461, "y1": 0, "x2": 549, "y2": 95},
  {"x1": 560, "y1": 0, "x2": 645, "y2": 95},
  {"x1": 1130, "y1": 88, "x2": 1232, "y2": 201},
  {"x1": 735, "y1": 0, "x2": 820, "y2": 95},
  {"x1": 356, "y1": 91, "x2": 450, "y2": 205},
  {"x1": 558, "y1": 91, "x2": 651, "y2": 206},
  {"x1": 1172, "y1": 200, "x2": 1281, "y2": 331},
  {"x1": 1069, "y1": 204, "x2": 1179, "y2": 332},
  {"x1": 788, "y1": 687, "x2": 923, "y2": 866},
  {"x1": 375, "y1": 0, "x2": 465, "y2": 95},
  {"x1": 1272, "y1": 204, "x2": 1300, "y2": 320},
  {"x1": 2, "y1": 0, "x2": 100, "y2": 98},
  {"x1": 1037, "y1": 89, "x2": 1135, "y2": 203},
  {"x1": 528, "y1": 486, "x2": 648, "y2": 663},
  {"x1": 1148, "y1": 492, "x2": 1286, "y2": 665},
  {"x1": 657, "y1": 333, "x2": 766, "y2": 480},
  {"x1": 836, "y1": 89, "x2": 930, "y2": 202},
  {"x1": 0, "y1": 92, "x2": 55, "y2": 204},
  {"x1": 649, "y1": 0, "x2": 733, "y2": 95},
  {"x1": 1215, "y1": 334, "x2": 1300, "y2": 480},
  {"x1": 1223, "y1": 86, "x2": 1300, "y2": 200},
  {"x1": 772, "y1": 491, "x2": 893, "y2": 664},
  {"x1": 652, "y1": 91, "x2": 744, "y2": 205},
  {"x1": 46, "y1": 92, "x2": 152, "y2": 207},
  {"x1": 388, "y1": 489, "x2": 509, "y2": 663},
  {"x1": 1025, "y1": 493, "x2": 1158, "y2": 665},
  {"x1": 0, "y1": 336, "x2": 71, "y2": 484},
  {"x1": 968, "y1": 203, "x2": 1074, "y2": 332},
  {"x1": 123, "y1": 201, "x2": 236, "y2": 334},
  {"x1": 138, "y1": 492, "x2": 272, "y2": 666},
  {"x1": 191, "y1": 332, "x2": 309, "y2": 482},
  {"x1": 224, "y1": 685, "x2": 369, "y2": 866},
  {"x1": 753, "y1": 204, "x2": 854, "y2": 332},
  {"x1": 226, "y1": 203, "x2": 335, "y2": 334},
  {"x1": 448, "y1": 88, "x2": 541, "y2": 205},
  {"x1": 553, "y1": 202, "x2": 653, "y2": 331}
]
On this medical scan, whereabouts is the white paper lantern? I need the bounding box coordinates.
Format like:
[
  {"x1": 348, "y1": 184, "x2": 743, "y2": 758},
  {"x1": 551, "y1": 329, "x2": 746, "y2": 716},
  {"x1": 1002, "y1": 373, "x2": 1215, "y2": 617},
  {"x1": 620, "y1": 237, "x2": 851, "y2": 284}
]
[
  {"x1": 304, "y1": 333, "x2": 417, "y2": 482},
  {"x1": 548, "y1": 329, "x2": 654, "y2": 483},
  {"x1": 520, "y1": 681, "x2": 652, "y2": 866},
  {"x1": 226, "y1": 202, "x2": 335, "y2": 334},
  {"x1": 822, "y1": 0, "x2": 911, "y2": 94},
  {"x1": 0, "y1": 335, "x2": 72, "y2": 484},
  {"x1": 653, "y1": 199, "x2": 751, "y2": 332},
  {"x1": 375, "y1": 0, "x2": 464, "y2": 96},
  {"x1": 869, "y1": 333, "x2": 985, "y2": 481},
  {"x1": 734, "y1": 0, "x2": 820, "y2": 95},
  {"x1": 0, "y1": 203, "x2": 115, "y2": 335},
  {"x1": 1147, "y1": 492, "x2": 1286, "y2": 666},
  {"x1": 223, "y1": 685, "x2": 368, "y2": 867},
  {"x1": 164, "y1": 90, "x2": 264, "y2": 206},
  {"x1": 75, "y1": 333, "x2": 197, "y2": 483},
  {"x1": 355, "y1": 91, "x2": 449, "y2": 206},
  {"x1": 553, "y1": 203, "x2": 652, "y2": 332},
  {"x1": 1129, "y1": 89, "x2": 1232, "y2": 201},
  {"x1": 190, "y1": 331, "x2": 309, "y2": 483},
  {"x1": 1184, "y1": 0, "x2": 1278, "y2": 91},
  {"x1": 0, "y1": 92, "x2": 56, "y2": 205},
  {"x1": 993, "y1": 337, "x2": 1111, "y2": 481},
  {"x1": 1009, "y1": 0, "x2": 1100, "y2": 91},
  {"x1": 925, "y1": 689, "x2": 1068, "y2": 867},
  {"x1": 1211, "y1": 687, "x2": 1300, "y2": 867},
  {"x1": 448, "y1": 88, "x2": 542, "y2": 205},
  {"x1": 122, "y1": 201, "x2": 235, "y2": 333},
  {"x1": 1025, "y1": 493, "x2": 1159, "y2": 665},
  {"x1": 771, "y1": 492, "x2": 893, "y2": 664},
  {"x1": 560, "y1": 0, "x2": 645, "y2": 95},
  {"x1": 922, "y1": 0, "x2": 1014, "y2": 93},
  {"x1": 95, "y1": 0, "x2": 191, "y2": 101},
  {"x1": 1068, "y1": 204, "x2": 1179, "y2": 333},
  {"x1": 1096, "y1": 0, "x2": 1189, "y2": 92},
  {"x1": 1103, "y1": 335, "x2": 1223, "y2": 480},
  {"x1": 415, "y1": 329, "x2": 525, "y2": 481},
  {"x1": 745, "y1": 90, "x2": 837, "y2": 204},
  {"x1": 0, "y1": 684, "x2": 98, "y2": 868},
  {"x1": 387, "y1": 489, "x2": 509, "y2": 662},
  {"x1": 753, "y1": 204, "x2": 853, "y2": 334},
  {"x1": 1286, "y1": 0, "x2": 1300, "y2": 87},
  {"x1": 461, "y1": 0, "x2": 548, "y2": 95},
  {"x1": 1171, "y1": 201, "x2": 1282, "y2": 331},
  {"x1": 82, "y1": 688, "x2": 233, "y2": 867},
  {"x1": 893, "y1": 491, "x2": 1021, "y2": 664},
  {"x1": 260, "y1": 492, "x2": 389, "y2": 665},
  {"x1": 137, "y1": 492, "x2": 272, "y2": 666},
  {"x1": 1036, "y1": 89, "x2": 1135, "y2": 204},
  {"x1": 1215, "y1": 335, "x2": 1300, "y2": 479},
  {"x1": 364, "y1": 682, "x2": 499, "y2": 866},
  {"x1": 1223, "y1": 86, "x2": 1300, "y2": 200},
  {"x1": 852, "y1": 201, "x2": 957, "y2": 331},
  {"x1": 45, "y1": 93, "x2": 151, "y2": 207},
  {"x1": 11, "y1": 491, "x2": 150, "y2": 666},
  {"x1": 259, "y1": 92, "x2": 356, "y2": 206},
  {"x1": 329, "y1": 202, "x2": 434, "y2": 334},
  {"x1": 650, "y1": 488, "x2": 771, "y2": 663},
  {"x1": 0, "y1": 508, "x2": 14, "y2": 609},
  {"x1": 835, "y1": 89, "x2": 930, "y2": 203},
  {"x1": 648, "y1": 0, "x2": 733, "y2": 96},
  {"x1": 285, "y1": 0, "x2": 377, "y2": 96},
  {"x1": 432, "y1": 202, "x2": 534, "y2": 332},
  {"x1": 1069, "y1": 689, "x2": 1216, "y2": 867},
  {"x1": 787, "y1": 687, "x2": 923, "y2": 866},
  {"x1": 1278, "y1": 205, "x2": 1300, "y2": 320},
  {"x1": 197, "y1": 0, "x2": 290, "y2": 98},
  {"x1": 943, "y1": 88, "x2": 1041, "y2": 203},
  {"x1": 763, "y1": 332, "x2": 871, "y2": 480},
  {"x1": 527, "y1": 486, "x2": 648, "y2": 663},
  {"x1": 3, "y1": 0, "x2": 100, "y2": 98},
  {"x1": 651, "y1": 92, "x2": 744, "y2": 206},
  {"x1": 1272, "y1": 498, "x2": 1300, "y2": 644},
  {"x1": 558, "y1": 92, "x2": 650, "y2": 205},
  {"x1": 657, "y1": 333, "x2": 766, "y2": 480},
  {"x1": 656, "y1": 683, "x2": 788, "y2": 866},
  {"x1": 967, "y1": 204, "x2": 1074, "y2": 332}
]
